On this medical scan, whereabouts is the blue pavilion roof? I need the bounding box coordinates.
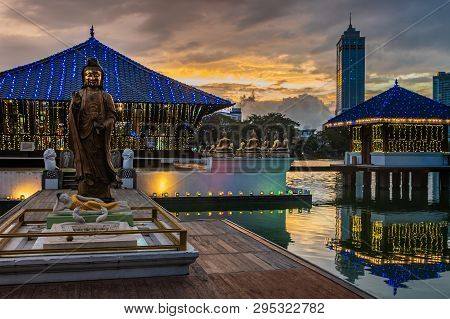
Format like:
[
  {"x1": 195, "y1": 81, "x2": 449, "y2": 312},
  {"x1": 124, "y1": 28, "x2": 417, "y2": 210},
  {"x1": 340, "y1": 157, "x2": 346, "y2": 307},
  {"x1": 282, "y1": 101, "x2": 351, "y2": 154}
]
[
  {"x1": 325, "y1": 82, "x2": 450, "y2": 127},
  {"x1": 0, "y1": 36, "x2": 233, "y2": 106}
]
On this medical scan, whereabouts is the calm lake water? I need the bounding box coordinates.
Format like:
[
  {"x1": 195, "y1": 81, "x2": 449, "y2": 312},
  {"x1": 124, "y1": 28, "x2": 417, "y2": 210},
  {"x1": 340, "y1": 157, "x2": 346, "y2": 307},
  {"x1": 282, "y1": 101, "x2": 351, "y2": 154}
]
[{"x1": 175, "y1": 160, "x2": 450, "y2": 299}]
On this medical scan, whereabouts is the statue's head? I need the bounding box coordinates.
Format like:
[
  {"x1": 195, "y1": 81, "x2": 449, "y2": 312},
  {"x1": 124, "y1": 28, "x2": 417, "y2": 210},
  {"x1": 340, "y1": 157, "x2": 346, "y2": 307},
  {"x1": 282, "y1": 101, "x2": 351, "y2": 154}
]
[
  {"x1": 122, "y1": 148, "x2": 134, "y2": 160},
  {"x1": 53, "y1": 192, "x2": 71, "y2": 212},
  {"x1": 82, "y1": 58, "x2": 104, "y2": 88},
  {"x1": 43, "y1": 148, "x2": 56, "y2": 160}
]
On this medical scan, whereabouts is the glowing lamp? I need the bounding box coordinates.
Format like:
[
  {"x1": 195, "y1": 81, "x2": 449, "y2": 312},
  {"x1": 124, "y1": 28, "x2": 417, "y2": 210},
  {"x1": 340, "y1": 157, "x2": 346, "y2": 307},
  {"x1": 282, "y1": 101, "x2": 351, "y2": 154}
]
[
  {"x1": 208, "y1": 192, "x2": 213, "y2": 196},
  {"x1": 269, "y1": 191, "x2": 274, "y2": 195},
  {"x1": 228, "y1": 211, "x2": 232, "y2": 215},
  {"x1": 239, "y1": 191, "x2": 244, "y2": 196},
  {"x1": 249, "y1": 191, "x2": 253, "y2": 196},
  {"x1": 259, "y1": 191, "x2": 264, "y2": 195},
  {"x1": 175, "y1": 192, "x2": 180, "y2": 197},
  {"x1": 218, "y1": 211, "x2": 224, "y2": 216},
  {"x1": 186, "y1": 192, "x2": 191, "y2": 196},
  {"x1": 228, "y1": 191, "x2": 233, "y2": 196},
  {"x1": 196, "y1": 192, "x2": 202, "y2": 197},
  {"x1": 20, "y1": 195, "x2": 25, "y2": 200},
  {"x1": 163, "y1": 192, "x2": 168, "y2": 197},
  {"x1": 152, "y1": 192, "x2": 157, "y2": 197},
  {"x1": 6, "y1": 195, "x2": 11, "y2": 200},
  {"x1": 219, "y1": 191, "x2": 224, "y2": 196},
  {"x1": 208, "y1": 212, "x2": 212, "y2": 217}
]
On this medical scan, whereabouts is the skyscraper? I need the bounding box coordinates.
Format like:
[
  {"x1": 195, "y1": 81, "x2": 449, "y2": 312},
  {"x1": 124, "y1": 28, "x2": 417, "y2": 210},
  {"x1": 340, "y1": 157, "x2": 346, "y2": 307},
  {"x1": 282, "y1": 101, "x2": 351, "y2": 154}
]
[
  {"x1": 433, "y1": 72, "x2": 450, "y2": 106},
  {"x1": 336, "y1": 14, "x2": 365, "y2": 115}
]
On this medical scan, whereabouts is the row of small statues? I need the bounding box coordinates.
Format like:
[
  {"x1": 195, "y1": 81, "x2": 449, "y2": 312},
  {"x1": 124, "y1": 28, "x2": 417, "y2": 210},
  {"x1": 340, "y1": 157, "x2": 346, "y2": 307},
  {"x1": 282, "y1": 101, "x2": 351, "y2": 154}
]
[
  {"x1": 200, "y1": 129, "x2": 290, "y2": 157},
  {"x1": 44, "y1": 148, "x2": 135, "y2": 171}
]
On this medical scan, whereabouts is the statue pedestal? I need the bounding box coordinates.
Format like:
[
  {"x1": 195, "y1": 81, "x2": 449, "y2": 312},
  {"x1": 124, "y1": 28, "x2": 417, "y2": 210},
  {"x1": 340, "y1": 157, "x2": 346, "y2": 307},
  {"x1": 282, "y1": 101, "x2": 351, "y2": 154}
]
[
  {"x1": 119, "y1": 168, "x2": 136, "y2": 189},
  {"x1": 41, "y1": 222, "x2": 138, "y2": 250},
  {"x1": 213, "y1": 150, "x2": 234, "y2": 158},
  {"x1": 46, "y1": 210, "x2": 134, "y2": 229},
  {"x1": 270, "y1": 149, "x2": 290, "y2": 157},
  {"x1": 243, "y1": 150, "x2": 261, "y2": 158},
  {"x1": 42, "y1": 169, "x2": 62, "y2": 190}
]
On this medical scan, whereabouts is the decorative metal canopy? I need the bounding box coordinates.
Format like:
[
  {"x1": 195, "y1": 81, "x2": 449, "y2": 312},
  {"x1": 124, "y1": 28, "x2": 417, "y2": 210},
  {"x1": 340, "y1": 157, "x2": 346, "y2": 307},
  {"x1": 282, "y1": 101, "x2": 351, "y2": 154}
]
[
  {"x1": 0, "y1": 32, "x2": 232, "y2": 106},
  {"x1": 325, "y1": 81, "x2": 450, "y2": 127}
]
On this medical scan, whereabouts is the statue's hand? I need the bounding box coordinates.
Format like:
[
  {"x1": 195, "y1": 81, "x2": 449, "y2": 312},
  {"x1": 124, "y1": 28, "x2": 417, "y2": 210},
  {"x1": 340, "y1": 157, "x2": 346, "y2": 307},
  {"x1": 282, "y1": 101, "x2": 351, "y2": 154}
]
[
  {"x1": 71, "y1": 91, "x2": 82, "y2": 105},
  {"x1": 93, "y1": 121, "x2": 105, "y2": 130}
]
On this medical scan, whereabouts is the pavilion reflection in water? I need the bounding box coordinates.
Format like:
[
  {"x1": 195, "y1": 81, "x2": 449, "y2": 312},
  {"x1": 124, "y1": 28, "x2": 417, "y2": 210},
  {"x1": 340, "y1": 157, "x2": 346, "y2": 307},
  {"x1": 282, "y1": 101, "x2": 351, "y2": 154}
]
[{"x1": 329, "y1": 184, "x2": 450, "y2": 295}]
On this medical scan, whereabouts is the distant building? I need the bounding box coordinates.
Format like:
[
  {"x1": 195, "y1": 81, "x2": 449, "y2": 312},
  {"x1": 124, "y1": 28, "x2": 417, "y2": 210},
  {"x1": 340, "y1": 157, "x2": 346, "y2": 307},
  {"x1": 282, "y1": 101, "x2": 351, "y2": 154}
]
[
  {"x1": 295, "y1": 127, "x2": 316, "y2": 139},
  {"x1": 336, "y1": 14, "x2": 365, "y2": 115},
  {"x1": 433, "y1": 72, "x2": 450, "y2": 106},
  {"x1": 216, "y1": 106, "x2": 242, "y2": 122}
]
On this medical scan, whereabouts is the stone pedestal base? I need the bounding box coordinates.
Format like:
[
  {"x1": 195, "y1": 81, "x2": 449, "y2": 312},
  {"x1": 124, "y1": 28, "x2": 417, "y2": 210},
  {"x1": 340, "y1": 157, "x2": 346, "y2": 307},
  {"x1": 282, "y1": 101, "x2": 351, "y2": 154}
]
[
  {"x1": 41, "y1": 222, "x2": 138, "y2": 250},
  {"x1": 46, "y1": 210, "x2": 134, "y2": 229},
  {"x1": 243, "y1": 150, "x2": 261, "y2": 157},
  {"x1": 42, "y1": 169, "x2": 62, "y2": 190},
  {"x1": 119, "y1": 168, "x2": 136, "y2": 189},
  {"x1": 270, "y1": 150, "x2": 289, "y2": 158},
  {"x1": 213, "y1": 150, "x2": 234, "y2": 158}
]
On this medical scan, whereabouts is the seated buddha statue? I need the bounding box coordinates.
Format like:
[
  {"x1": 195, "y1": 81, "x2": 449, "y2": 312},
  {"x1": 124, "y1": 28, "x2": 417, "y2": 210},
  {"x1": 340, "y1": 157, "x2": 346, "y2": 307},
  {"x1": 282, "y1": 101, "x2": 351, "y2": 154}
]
[
  {"x1": 260, "y1": 137, "x2": 270, "y2": 158},
  {"x1": 237, "y1": 140, "x2": 246, "y2": 151},
  {"x1": 245, "y1": 129, "x2": 261, "y2": 157},
  {"x1": 270, "y1": 132, "x2": 289, "y2": 157},
  {"x1": 261, "y1": 139, "x2": 269, "y2": 151},
  {"x1": 235, "y1": 139, "x2": 246, "y2": 157},
  {"x1": 282, "y1": 133, "x2": 290, "y2": 150},
  {"x1": 245, "y1": 130, "x2": 260, "y2": 150},
  {"x1": 214, "y1": 131, "x2": 233, "y2": 157},
  {"x1": 270, "y1": 132, "x2": 284, "y2": 150}
]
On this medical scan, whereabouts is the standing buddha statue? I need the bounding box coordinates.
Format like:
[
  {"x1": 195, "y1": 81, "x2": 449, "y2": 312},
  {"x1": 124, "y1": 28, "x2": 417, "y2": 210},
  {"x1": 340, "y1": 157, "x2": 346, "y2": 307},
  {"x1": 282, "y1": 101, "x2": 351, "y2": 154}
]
[{"x1": 68, "y1": 58, "x2": 118, "y2": 201}]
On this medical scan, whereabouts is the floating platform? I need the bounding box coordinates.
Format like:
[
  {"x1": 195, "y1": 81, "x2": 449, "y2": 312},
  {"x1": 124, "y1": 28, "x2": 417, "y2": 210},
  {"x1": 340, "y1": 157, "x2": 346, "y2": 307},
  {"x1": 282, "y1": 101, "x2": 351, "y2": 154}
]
[
  {"x1": 0, "y1": 189, "x2": 370, "y2": 298},
  {"x1": 0, "y1": 189, "x2": 198, "y2": 285}
]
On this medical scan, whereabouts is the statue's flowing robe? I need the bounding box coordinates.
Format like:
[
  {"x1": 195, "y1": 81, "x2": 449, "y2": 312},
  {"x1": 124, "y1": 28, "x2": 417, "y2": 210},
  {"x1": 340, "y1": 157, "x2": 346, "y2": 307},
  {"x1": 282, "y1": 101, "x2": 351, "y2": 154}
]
[{"x1": 68, "y1": 88, "x2": 117, "y2": 198}]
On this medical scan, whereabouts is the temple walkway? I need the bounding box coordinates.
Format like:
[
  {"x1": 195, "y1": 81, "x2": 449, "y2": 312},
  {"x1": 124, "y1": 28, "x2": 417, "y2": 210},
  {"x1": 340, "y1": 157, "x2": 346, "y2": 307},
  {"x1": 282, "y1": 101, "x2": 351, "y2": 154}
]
[{"x1": 0, "y1": 189, "x2": 368, "y2": 299}]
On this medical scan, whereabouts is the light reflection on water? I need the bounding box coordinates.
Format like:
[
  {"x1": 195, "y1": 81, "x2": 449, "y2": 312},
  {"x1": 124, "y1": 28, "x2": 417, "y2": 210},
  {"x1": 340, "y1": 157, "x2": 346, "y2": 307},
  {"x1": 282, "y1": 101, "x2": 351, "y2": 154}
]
[{"x1": 174, "y1": 160, "x2": 450, "y2": 299}]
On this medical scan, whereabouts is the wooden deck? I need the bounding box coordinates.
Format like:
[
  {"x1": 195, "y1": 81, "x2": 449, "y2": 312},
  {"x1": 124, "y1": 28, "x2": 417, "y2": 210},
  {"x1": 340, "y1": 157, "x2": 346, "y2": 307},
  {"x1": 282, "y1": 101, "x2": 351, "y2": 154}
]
[{"x1": 0, "y1": 189, "x2": 367, "y2": 299}]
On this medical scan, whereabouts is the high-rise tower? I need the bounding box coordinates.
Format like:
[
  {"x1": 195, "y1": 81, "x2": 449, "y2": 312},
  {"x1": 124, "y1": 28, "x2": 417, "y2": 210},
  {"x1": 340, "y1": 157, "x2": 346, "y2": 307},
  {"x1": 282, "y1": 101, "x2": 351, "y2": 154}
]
[
  {"x1": 336, "y1": 14, "x2": 365, "y2": 114},
  {"x1": 433, "y1": 72, "x2": 450, "y2": 106}
]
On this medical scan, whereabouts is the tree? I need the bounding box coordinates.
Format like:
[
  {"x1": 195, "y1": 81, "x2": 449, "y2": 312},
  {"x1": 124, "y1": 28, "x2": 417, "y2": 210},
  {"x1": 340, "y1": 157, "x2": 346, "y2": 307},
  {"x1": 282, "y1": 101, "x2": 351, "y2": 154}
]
[{"x1": 302, "y1": 127, "x2": 350, "y2": 159}]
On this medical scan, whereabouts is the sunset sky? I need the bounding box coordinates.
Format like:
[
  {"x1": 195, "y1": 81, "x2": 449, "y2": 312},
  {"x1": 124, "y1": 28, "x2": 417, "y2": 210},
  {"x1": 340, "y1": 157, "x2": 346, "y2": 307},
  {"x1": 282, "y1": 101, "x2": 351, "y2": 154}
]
[{"x1": 0, "y1": 0, "x2": 449, "y2": 113}]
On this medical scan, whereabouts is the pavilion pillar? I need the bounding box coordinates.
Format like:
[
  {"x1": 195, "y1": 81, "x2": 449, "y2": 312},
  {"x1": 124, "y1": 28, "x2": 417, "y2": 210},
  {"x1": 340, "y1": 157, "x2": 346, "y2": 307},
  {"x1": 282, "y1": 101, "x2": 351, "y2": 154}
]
[
  {"x1": 392, "y1": 171, "x2": 401, "y2": 188},
  {"x1": 411, "y1": 171, "x2": 428, "y2": 190}
]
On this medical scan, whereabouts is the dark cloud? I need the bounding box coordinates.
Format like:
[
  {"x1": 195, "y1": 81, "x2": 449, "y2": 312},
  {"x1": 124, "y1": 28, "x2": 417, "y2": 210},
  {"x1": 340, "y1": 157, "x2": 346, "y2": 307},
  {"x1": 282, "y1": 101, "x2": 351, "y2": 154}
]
[{"x1": 0, "y1": 0, "x2": 448, "y2": 116}]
